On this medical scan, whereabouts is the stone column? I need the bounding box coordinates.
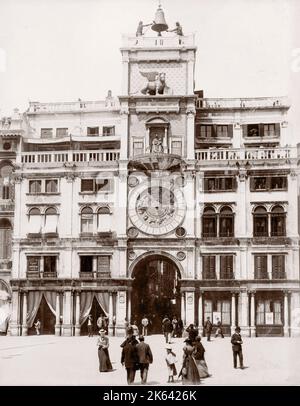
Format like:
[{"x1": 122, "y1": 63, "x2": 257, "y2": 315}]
[
  {"x1": 116, "y1": 290, "x2": 127, "y2": 336},
  {"x1": 181, "y1": 292, "x2": 185, "y2": 326},
  {"x1": 55, "y1": 292, "x2": 61, "y2": 336},
  {"x1": 127, "y1": 290, "x2": 131, "y2": 323},
  {"x1": 62, "y1": 290, "x2": 72, "y2": 336},
  {"x1": 108, "y1": 292, "x2": 114, "y2": 336},
  {"x1": 230, "y1": 292, "x2": 236, "y2": 335},
  {"x1": 283, "y1": 291, "x2": 290, "y2": 337},
  {"x1": 250, "y1": 291, "x2": 256, "y2": 337},
  {"x1": 238, "y1": 289, "x2": 250, "y2": 336},
  {"x1": 75, "y1": 292, "x2": 81, "y2": 336},
  {"x1": 40, "y1": 256, "x2": 44, "y2": 279},
  {"x1": 9, "y1": 289, "x2": 20, "y2": 336},
  {"x1": 185, "y1": 290, "x2": 195, "y2": 326},
  {"x1": 198, "y1": 291, "x2": 203, "y2": 335},
  {"x1": 22, "y1": 292, "x2": 28, "y2": 336},
  {"x1": 290, "y1": 291, "x2": 300, "y2": 337},
  {"x1": 92, "y1": 256, "x2": 97, "y2": 279}
]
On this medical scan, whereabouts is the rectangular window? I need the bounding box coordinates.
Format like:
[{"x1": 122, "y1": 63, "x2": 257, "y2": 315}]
[
  {"x1": 200, "y1": 125, "x2": 213, "y2": 138},
  {"x1": 44, "y1": 256, "x2": 57, "y2": 276},
  {"x1": 204, "y1": 177, "x2": 235, "y2": 192},
  {"x1": 204, "y1": 300, "x2": 213, "y2": 321},
  {"x1": 171, "y1": 141, "x2": 182, "y2": 155},
  {"x1": 27, "y1": 256, "x2": 40, "y2": 276},
  {"x1": 102, "y1": 126, "x2": 115, "y2": 136},
  {"x1": 80, "y1": 256, "x2": 93, "y2": 273},
  {"x1": 2, "y1": 186, "x2": 10, "y2": 200},
  {"x1": 87, "y1": 127, "x2": 99, "y2": 136},
  {"x1": 29, "y1": 180, "x2": 42, "y2": 194},
  {"x1": 272, "y1": 255, "x2": 285, "y2": 279},
  {"x1": 217, "y1": 300, "x2": 231, "y2": 325},
  {"x1": 220, "y1": 256, "x2": 234, "y2": 279},
  {"x1": 97, "y1": 256, "x2": 110, "y2": 274},
  {"x1": 56, "y1": 128, "x2": 68, "y2": 138},
  {"x1": 247, "y1": 124, "x2": 259, "y2": 137},
  {"x1": 45, "y1": 179, "x2": 58, "y2": 193},
  {"x1": 254, "y1": 255, "x2": 268, "y2": 279},
  {"x1": 263, "y1": 124, "x2": 275, "y2": 137},
  {"x1": 256, "y1": 299, "x2": 282, "y2": 325},
  {"x1": 41, "y1": 128, "x2": 53, "y2": 138},
  {"x1": 216, "y1": 125, "x2": 228, "y2": 137},
  {"x1": 133, "y1": 141, "x2": 144, "y2": 156},
  {"x1": 251, "y1": 176, "x2": 287, "y2": 191},
  {"x1": 81, "y1": 179, "x2": 112, "y2": 193},
  {"x1": 270, "y1": 176, "x2": 287, "y2": 190},
  {"x1": 203, "y1": 256, "x2": 216, "y2": 279}
]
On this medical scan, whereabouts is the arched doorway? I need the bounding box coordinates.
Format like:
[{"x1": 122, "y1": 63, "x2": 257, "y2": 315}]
[
  {"x1": 29, "y1": 296, "x2": 56, "y2": 335},
  {"x1": 0, "y1": 280, "x2": 11, "y2": 335},
  {"x1": 81, "y1": 296, "x2": 107, "y2": 336},
  {"x1": 131, "y1": 255, "x2": 181, "y2": 333}
]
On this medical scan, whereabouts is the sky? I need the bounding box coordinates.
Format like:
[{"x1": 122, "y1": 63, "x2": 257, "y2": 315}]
[{"x1": 0, "y1": 0, "x2": 299, "y2": 138}]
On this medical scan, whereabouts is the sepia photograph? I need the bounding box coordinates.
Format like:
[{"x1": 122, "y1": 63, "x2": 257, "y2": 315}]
[{"x1": 0, "y1": 0, "x2": 300, "y2": 390}]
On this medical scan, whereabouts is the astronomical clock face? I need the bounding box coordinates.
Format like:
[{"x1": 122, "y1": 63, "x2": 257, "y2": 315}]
[{"x1": 128, "y1": 181, "x2": 186, "y2": 235}]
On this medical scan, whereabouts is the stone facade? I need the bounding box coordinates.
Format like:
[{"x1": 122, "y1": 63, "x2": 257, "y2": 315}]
[{"x1": 0, "y1": 14, "x2": 300, "y2": 337}]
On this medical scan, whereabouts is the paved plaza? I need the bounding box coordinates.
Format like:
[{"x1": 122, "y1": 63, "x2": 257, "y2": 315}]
[{"x1": 0, "y1": 335, "x2": 299, "y2": 386}]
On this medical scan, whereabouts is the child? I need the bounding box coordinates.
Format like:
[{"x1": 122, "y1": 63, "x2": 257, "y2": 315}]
[{"x1": 165, "y1": 345, "x2": 177, "y2": 383}]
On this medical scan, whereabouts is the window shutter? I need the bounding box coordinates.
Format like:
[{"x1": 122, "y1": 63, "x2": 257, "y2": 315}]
[
  {"x1": 275, "y1": 123, "x2": 280, "y2": 137},
  {"x1": 204, "y1": 178, "x2": 208, "y2": 191},
  {"x1": 212, "y1": 125, "x2": 217, "y2": 138},
  {"x1": 259, "y1": 123, "x2": 264, "y2": 137},
  {"x1": 97, "y1": 256, "x2": 110, "y2": 273},
  {"x1": 227, "y1": 125, "x2": 233, "y2": 138},
  {"x1": 210, "y1": 256, "x2": 216, "y2": 278},
  {"x1": 242, "y1": 125, "x2": 248, "y2": 138}
]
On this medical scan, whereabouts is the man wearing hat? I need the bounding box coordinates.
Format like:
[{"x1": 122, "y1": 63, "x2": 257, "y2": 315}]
[
  {"x1": 120, "y1": 327, "x2": 139, "y2": 385},
  {"x1": 136, "y1": 335, "x2": 153, "y2": 384},
  {"x1": 231, "y1": 327, "x2": 244, "y2": 369}
]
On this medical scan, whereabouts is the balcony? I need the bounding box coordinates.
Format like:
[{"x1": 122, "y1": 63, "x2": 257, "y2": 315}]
[
  {"x1": 196, "y1": 96, "x2": 289, "y2": 110},
  {"x1": 122, "y1": 34, "x2": 195, "y2": 49},
  {"x1": 19, "y1": 149, "x2": 120, "y2": 167},
  {"x1": 27, "y1": 100, "x2": 119, "y2": 114},
  {"x1": 26, "y1": 272, "x2": 57, "y2": 279},
  {"x1": 195, "y1": 147, "x2": 296, "y2": 162}
]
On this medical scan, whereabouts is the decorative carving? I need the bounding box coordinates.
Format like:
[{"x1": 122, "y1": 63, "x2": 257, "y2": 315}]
[
  {"x1": 12, "y1": 174, "x2": 23, "y2": 184},
  {"x1": 176, "y1": 251, "x2": 186, "y2": 261},
  {"x1": 127, "y1": 227, "x2": 139, "y2": 238},
  {"x1": 175, "y1": 227, "x2": 186, "y2": 238},
  {"x1": 128, "y1": 251, "x2": 137, "y2": 260},
  {"x1": 128, "y1": 176, "x2": 139, "y2": 187},
  {"x1": 238, "y1": 169, "x2": 247, "y2": 182},
  {"x1": 150, "y1": 135, "x2": 164, "y2": 153},
  {"x1": 140, "y1": 71, "x2": 171, "y2": 95},
  {"x1": 65, "y1": 173, "x2": 76, "y2": 183}
]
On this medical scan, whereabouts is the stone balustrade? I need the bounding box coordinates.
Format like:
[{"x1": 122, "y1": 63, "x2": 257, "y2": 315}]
[{"x1": 195, "y1": 147, "x2": 296, "y2": 161}]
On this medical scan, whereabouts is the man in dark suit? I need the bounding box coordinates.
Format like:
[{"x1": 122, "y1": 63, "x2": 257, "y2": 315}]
[
  {"x1": 231, "y1": 326, "x2": 244, "y2": 369},
  {"x1": 136, "y1": 335, "x2": 153, "y2": 384},
  {"x1": 204, "y1": 317, "x2": 213, "y2": 341},
  {"x1": 121, "y1": 327, "x2": 139, "y2": 384}
]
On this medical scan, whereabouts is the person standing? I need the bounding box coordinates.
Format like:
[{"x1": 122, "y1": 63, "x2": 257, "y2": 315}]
[
  {"x1": 171, "y1": 316, "x2": 178, "y2": 337},
  {"x1": 97, "y1": 315, "x2": 105, "y2": 330},
  {"x1": 131, "y1": 320, "x2": 139, "y2": 338},
  {"x1": 204, "y1": 317, "x2": 213, "y2": 341},
  {"x1": 162, "y1": 316, "x2": 172, "y2": 343},
  {"x1": 121, "y1": 327, "x2": 139, "y2": 385},
  {"x1": 186, "y1": 324, "x2": 198, "y2": 342},
  {"x1": 177, "y1": 318, "x2": 183, "y2": 338},
  {"x1": 112, "y1": 315, "x2": 116, "y2": 337},
  {"x1": 193, "y1": 336, "x2": 210, "y2": 378},
  {"x1": 231, "y1": 326, "x2": 244, "y2": 369},
  {"x1": 215, "y1": 317, "x2": 224, "y2": 338},
  {"x1": 34, "y1": 319, "x2": 41, "y2": 335},
  {"x1": 141, "y1": 316, "x2": 149, "y2": 336},
  {"x1": 180, "y1": 339, "x2": 200, "y2": 385},
  {"x1": 136, "y1": 335, "x2": 153, "y2": 384},
  {"x1": 87, "y1": 315, "x2": 93, "y2": 337},
  {"x1": 97, "y1": 329, "x2": 113, "y2": 372},
  {"x1": 165, "y1": 345, "x2": 177, "y2": 383}
]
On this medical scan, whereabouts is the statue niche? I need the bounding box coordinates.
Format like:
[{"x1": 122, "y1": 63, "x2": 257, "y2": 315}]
[{"x1": 140, "y1": 71, "x2": 171, "y2": 95}]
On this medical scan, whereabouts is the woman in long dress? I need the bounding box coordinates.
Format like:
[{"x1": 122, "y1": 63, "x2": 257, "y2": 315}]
[
  {"x1": 180, "y1": 339, "x2": 200, "y2": 385},
  {"x1": 193, "y1": 336, "x2": 210, "y2": 378},
  {"x1": 97, "y1": 329, "x2": 113, "y2": 372}
]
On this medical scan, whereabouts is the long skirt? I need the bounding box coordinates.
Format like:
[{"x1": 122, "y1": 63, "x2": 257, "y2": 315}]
[
  {"x1": 98, "y1": 348, "x2": 113, "y2": 372},
  {"x1": 182, "y1": 356, "x2": 201, "y2": 385},
  {"x1": 194, "y1": 358, "x2": 210, "y2": 378}
]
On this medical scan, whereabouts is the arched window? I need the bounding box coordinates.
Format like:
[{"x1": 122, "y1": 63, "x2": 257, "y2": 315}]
[
  {"x1": 0, "y1": 219, "x2": 12, "y2": 259},
  {"x1": 202, "y1": 206, "x2": 217, "y2": 238},
  {"x1": 0, "y1": 164, "x2": 13, "y2": 200},
  {"x1": 97, "y1": 207, "x2": 111, "y2": 232},
  {"x1": 81, "y1": 207, "x2": 93, "y2": 233},
  {"x1": 219, "y1": 206, "x2": 234, "y2": 237},
  {"x1": 271, "y1": 206, "x2": 286, "y2": 237},
  {"x1": 253, "y1": 206, "x2": 268, "y2": 237},
  {"x1": 44, "y1": 207, "x2": 58, "y2": 234},
  {"x1": 28, "y1": 208, "x2": 41, "y2": 234}
]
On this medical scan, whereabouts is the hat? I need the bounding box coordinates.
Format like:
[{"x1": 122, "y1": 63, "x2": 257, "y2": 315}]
[
  {"x1": 99, "y1": 329, "x2": 105, "y2": 333},
  {"x1": 235, "y1": 326, "x2": 241, "y2": 332},
  {"x1": 165, "y1": 345, "x2": 172, "y2": 350},
  {"x1": 184, "y1": 338, "x2": 192, "y2": 344}
]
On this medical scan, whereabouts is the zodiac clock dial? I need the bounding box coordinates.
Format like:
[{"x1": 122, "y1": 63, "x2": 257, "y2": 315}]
[{"x1": 128, "y1": 182, "x2": 186, "y2": 235}]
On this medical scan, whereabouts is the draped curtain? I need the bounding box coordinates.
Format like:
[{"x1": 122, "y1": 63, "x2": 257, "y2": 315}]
[
  {"x1": 256, "y1": 301, "x2": 265, "y2": 325},
  {"x1": 27, "y1": 291, "x2": 43, "y2": 327},
  {"x1": 79, "y1": 292, "x2": 94, "y2": 325},
  {"x1": 44, "y1": 292, "x2": 57, "y2": 316},
  {"x1": 94, "y1": 292, "x2": 109, "y2": 316}
]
